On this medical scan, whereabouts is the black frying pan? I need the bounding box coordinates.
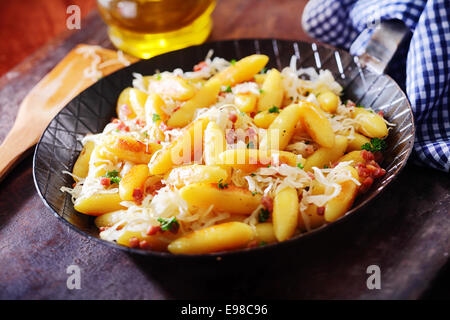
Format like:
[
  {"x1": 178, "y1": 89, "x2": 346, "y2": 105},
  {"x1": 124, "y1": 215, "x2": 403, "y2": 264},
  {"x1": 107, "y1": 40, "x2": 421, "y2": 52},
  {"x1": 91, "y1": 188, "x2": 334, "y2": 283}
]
[{"x1": 33, "y1": 23, "x2": 415, "y2": 259}]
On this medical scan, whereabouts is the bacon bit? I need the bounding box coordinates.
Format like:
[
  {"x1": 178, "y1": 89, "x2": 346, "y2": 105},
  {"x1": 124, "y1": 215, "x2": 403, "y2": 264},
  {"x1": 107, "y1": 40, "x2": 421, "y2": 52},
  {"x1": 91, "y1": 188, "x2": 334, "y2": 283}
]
[
  {"x1": 99, "y1": 227, "x2": 109, "y2": 232},
  {"x1": 193, "y1": 61, "x2": 208, "y2": 72},
  {"x1": 307, "y1": 172, "x2": 315, "y2": 180},
  {"x1": 305, "y1": 145, "x2": 315, "y2": 155},
  {"x1": 100, "y1": 177, "x2": 111, "y2": 187},
  {"x1": 316, "y1": 206, "x2": 325, "y2": 216},
  {"x1": 228, "y1": 112, "x2": 238, "y2": 123},
  {"x1": 247, "y1": 240, "x2": 258, "y2": 248},
  {"x1": 112, "y1": 118, "x2": 120, "y2": 124},
  {"x1": 146, "y1": 225, "x2": 161, "y2": 236},
  {"x1": 261, "y1": 195, "x2": 274, "y2": 212},
  {"x1": 146, "y1": 181, "x2": 164, "y2": 196},
  {"x1": 156, "y1": 140, "x2": 161, "y2": 145},
  {"x1": 356, "y1": 163, "x2": 370, "y2": 178},
  {"x1": 135, "y1": 119, "x2": 146, "y2": 127},
  {"x1": 346, "y1": 100, "x2": 356, "y2": 108},
  {"x1": 129, "y1": 237, "x2": 139, "y2": 248},
  {"x1": 359, "y1": 177, "x2": 374, "y2": 193},
  {"x1": 361, "y1": 150, "x2": 375, "y2": 161},
  {"x1": 298, "y1": 192, "x2": 303, "y2": 202},
  {"x1": 117, "y1": 121, "x2": 130, "y2": 132},
  {"x1": 250, "y1": 112, "x2": 256, "y2": 118},
  {"x1": 72, "y1": 182, "x2": 76, "y2": 188},
  {"x1": 132, "y1": 188, "x2": 144, "y2": 204},
  {"x1": 169, "y1": 222, "x2": 180, "y2": 234},
  {"x1": 378, "y1": 110, "x2": 384, "y2": 117},
  {"x1": 139, "y1": 240, "x2": 150, "y2": 250}
]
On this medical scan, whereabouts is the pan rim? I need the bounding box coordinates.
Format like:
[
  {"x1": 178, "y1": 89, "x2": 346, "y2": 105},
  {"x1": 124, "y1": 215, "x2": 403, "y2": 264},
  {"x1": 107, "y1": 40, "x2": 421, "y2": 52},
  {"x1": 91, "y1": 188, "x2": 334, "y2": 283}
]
[{"x1": 32, "y1": 38, "x2": 415, "y2": 259}]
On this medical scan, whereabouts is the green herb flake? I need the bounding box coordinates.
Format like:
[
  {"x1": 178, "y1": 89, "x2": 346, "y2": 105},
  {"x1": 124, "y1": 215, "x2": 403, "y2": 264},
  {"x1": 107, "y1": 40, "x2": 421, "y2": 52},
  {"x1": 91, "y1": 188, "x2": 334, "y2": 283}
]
[
  {"x1": 259, "y1": 241, "x2": 267, "y2": 247},
  {"x1": 230, "y1": 59, "x2": 236, "y2": 66},
  {"x1": 157, "y1": 217, "x2": 179, "y2": 232},
  {"x1": 259, "y1": 89, "x2": 264, "y2": 94},
  {"x1": 323, "y1": 165, "x2": 329, "y2": 169},
  {"x1": 104, "y1": 170, "x2": 121, "y2": 184},
  {"x1": 356, "y1": 104, "x2": 365, "y2": 108},
  {"x1": 260, "y1": 67, "x2": 267, "y2": 74},
  {"x1": 297, "y1": 163, "x2": 304, "y2": 169},
  {"x1": 223, "y1": 85, "x2": 232, "y2": 93},
  {"x1": 152, "y1": 113, "x2": 161, "y2": 122},
  {"x1": 246, "y1": 141, "x2": 254, "y2": 149},
  {"x1": 361, "y1": 138, "x2": 387, "y2": 153},
  {"x1": 258, "y1": 208, "x2": 270, "y2": 222},
  {"x1": 156, "y1": 74, "x2": 162, "y2": 80},
  {"x1": 252, "y1": 191, "x2": 257, "y2": 196},
  {"x1": 250, "y1": 173, "x2": 256, "y2": 177},
  {"x1": 268, "y1": 106, "x2": 280, "y2": 113},
  {"x1": 218, "y1": 178, "x2": 229, "y2": 189}
]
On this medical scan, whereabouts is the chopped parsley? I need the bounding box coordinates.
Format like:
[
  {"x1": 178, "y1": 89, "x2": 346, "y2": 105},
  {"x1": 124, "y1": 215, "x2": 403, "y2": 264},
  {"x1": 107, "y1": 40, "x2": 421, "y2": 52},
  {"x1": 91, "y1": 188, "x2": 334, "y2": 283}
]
[
  {"x1": 250, "y1": 173, "x2": 256, "y2": 177},
  {"x1": 252, "y1": 191, "x2": 258, "y2": 196},
  {"x1": 259, "y1": 241, "x2": 267, "y2": 247},
  {"x1": 356, "y1": 104, "x2": 365, "y2": 108},
  {"x1": 268, "y1": 106, "x2": 280, "y2": 113},
  {"x1": 258, "y1": 208, "x2": 270, "y2": 222},
  {"x1": 259, "y1": 89, "x2": 264, "y2": 94},
  {"x1": 157, "y1": 217, "x2": 179, "y2": 232},
  {"x1": 323, "y1": 165, "x2": 329, "y2": 169},
  {"x1": 223, "y1": 85, "x2": 232, "y2": 93},
  {"x1": 230, "y1": 59, "x2": 236, "y2": 66},
  {"x1": 152, "y1": 113, "x2": 161, "y2": 122},
  {"x1": 103, "y1": 170, "x2": 121, "y2": 184},
  {"x1": 260, "y1": 67, "x2": 267, "y2": 74},
  {"x1": 218, "y1": 178, "x2": 229, "y2": 189},
  {"x1": 156, "y1": 74, "x2": 162, "y2": 80},
  {"x1": 246, "y1": 141, "x2": 254, "y2": 149},
  {"x1": 361, "y1": 138, "x2": 387, "y2": 153},
  {"x1": 297, "y1": 163, "x2": 304, "y2": 169}
]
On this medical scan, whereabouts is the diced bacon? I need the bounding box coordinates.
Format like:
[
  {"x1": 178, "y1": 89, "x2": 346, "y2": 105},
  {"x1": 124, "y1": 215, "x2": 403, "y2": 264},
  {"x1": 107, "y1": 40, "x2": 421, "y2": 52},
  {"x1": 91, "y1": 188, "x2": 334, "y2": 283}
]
[
  {"x1": 139, "y1": 240, "x2": 149, "y2": 249},
  {"x1": 346, "y1": 100, "x2": 356, "y2": 108},
  {"x1": 129, "y1": 237, "x2": 139, "y2": 248},
  {"x1": 100, "y1": 177, "x2": 111, "y2": 187},
  {"x1": 261, "y1": 195, "x2": 274, "y2": 212},
  {"x1": 361, "y1": 150, "x2": 375, "y2": 161},
  {"x1": 135, "y1": 119, "x2": 146, "y2": 127},
  {"x1": 316, "y1": 206, "x2": 325, "y2": 216},
  {"x1": 307, "y1": 172, "x2": 315, "y2": 180},
  {"x1": 378, "y1": 110, "x2": 384, "y2": 117},
  {"x1": 193, "y1": 61, "x2": 208, "y2": 71},
  {"x1": 228, "y1": 113, "x2": 238, "y2": 123},
  {"x1": 132, "y1": 188, "x2": 144, "y2": 204},
  {"x1": 146, "y1": 225, "x2": 161, "y2": 236},
  {"x1": 117, "y1": 121, "x2": 130, "y2": 132}
]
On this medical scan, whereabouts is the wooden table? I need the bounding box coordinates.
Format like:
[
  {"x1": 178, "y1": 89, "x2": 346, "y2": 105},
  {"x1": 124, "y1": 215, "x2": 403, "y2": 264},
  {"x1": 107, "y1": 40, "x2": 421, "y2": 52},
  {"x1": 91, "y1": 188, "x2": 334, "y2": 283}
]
[{"x1": 0, "y1": 0, "x2": 449, "y2": 299}]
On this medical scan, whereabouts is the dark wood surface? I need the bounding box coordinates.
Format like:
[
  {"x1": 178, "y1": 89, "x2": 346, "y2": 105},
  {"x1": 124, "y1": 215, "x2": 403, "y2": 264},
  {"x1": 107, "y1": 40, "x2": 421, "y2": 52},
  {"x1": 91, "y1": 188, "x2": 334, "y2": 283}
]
[{"x1": 0, "y1": 1, "x2": 449, "y2": 300}]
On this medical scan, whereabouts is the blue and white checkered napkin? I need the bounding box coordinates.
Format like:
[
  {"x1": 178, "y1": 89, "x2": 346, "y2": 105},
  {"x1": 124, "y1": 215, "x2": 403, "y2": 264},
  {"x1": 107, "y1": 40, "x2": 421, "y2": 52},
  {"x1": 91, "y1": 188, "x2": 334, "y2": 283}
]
[{"x1": 302, "y1": 0, "x2": 450, "y2": 172}]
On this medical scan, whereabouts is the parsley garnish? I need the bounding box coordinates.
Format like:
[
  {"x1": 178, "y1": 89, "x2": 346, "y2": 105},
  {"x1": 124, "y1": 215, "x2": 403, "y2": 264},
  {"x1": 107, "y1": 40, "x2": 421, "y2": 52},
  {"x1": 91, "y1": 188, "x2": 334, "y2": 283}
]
[
  {"x1": 260, "y1": 67, "x2": 267, "y2": 74},
  {"x1": 152, "y1": 113, "x2": 161, "y2": 122},
  {"x1": 157, "y1": 217, "x2": 179, "y2": 232},
  {"x1": 223, "y1": 85, "x2": 232, "y2": 93},
  {"x1": 258, "y1": 208, "x2": 270, "y2": 222},
  {"x1": 246, "y1": 141, "x2": 254, "y2": 149},
  {"x1": 259, "y1": 241, "x2": 267, "y2": 247},
  {"x1": 356, "y1": 104, "x2": 365, "y2": 108},
  {"x1": 252, "y1": 191, "x2": 257, "y2": 196},
  {"x1": 103, "y1": 170, "x2": 121, "y2": 184},
  {"x1": 250, "y1": 173, "x2": 256, "y2": 177},
  {"x1": 268, "y1": 106, "x2": 280, "y2": 113},
  {"x1": 156, "y1": 74, "x2": 162, "y2": 80},
  {"x1": 361, "y1": 138, "x2": 387, "y2": 153},
  {"x1": 323, "y1": 165, "x2": 329, "y2": 169},
  {"x1": 218, "y1": 178, "x2": 229, "y2": 189},
  {"x1": 230, "y1": 59, "x2": 236, "y2": 66},
  {"x1": 259, "y1": 89, "x2": 264, "y2": 94},
  {"x1": 297, "y1": 163, "x2": 304, "y2": 169}
]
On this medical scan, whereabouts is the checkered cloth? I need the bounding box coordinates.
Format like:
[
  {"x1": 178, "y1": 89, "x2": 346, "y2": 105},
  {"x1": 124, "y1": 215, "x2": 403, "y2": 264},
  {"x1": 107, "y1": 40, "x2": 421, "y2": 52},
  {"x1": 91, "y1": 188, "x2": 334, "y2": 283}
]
[{"x1": 302, "y1": 0, "x2": 450, "y2": 172}]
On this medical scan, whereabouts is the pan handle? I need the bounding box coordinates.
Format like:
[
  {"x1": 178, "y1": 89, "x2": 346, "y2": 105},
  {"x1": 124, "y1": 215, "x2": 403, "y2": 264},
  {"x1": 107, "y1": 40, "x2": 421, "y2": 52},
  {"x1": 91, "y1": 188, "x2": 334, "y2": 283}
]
[{"x1": 356, "y1": 20, "x2": 410, "y2": 74}]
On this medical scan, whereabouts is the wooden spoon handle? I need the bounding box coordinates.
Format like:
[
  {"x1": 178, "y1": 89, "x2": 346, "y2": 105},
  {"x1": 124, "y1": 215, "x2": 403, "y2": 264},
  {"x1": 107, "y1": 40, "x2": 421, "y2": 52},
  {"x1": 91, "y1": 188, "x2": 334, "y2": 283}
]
[{"x1": 0, "y1": 124, "x2": 37, "y2": 183}]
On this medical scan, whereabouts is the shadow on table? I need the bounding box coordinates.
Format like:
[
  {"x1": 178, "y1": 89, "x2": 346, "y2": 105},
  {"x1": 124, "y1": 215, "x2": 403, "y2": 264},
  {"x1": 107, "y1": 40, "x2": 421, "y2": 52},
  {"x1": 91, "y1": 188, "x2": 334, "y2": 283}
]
[{"x1": 130, "y1": 206, "x2": 372, "y2": 299}]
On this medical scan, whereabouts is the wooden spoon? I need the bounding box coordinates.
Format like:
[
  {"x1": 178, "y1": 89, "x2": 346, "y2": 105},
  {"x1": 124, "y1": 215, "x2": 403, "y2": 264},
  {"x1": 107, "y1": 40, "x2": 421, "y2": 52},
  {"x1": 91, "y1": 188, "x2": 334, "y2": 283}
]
[{"x1": 0, "y1": 45, "x2": 138, "y2": 183}]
